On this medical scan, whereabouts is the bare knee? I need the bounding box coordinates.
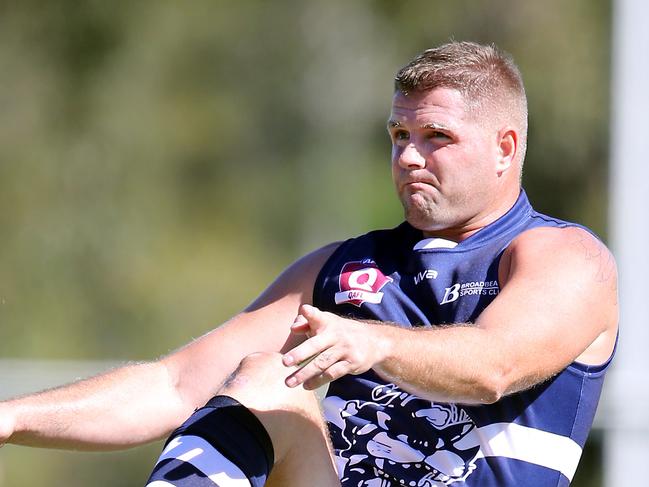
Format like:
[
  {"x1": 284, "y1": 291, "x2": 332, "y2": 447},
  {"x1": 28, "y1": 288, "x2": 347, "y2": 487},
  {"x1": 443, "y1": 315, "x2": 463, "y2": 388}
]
[
  {"x1": 236, "y1": 351, "x2": 286, "y2": 379},
  {"x1": 221, "y1": 352, "x2": 316, "y2": 413}
]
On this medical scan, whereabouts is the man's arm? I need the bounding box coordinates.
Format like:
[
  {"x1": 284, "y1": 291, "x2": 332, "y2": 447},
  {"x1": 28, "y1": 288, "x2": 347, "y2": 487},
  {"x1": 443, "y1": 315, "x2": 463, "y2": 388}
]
[
  {"x1": 0, "y1": 243, "x2": 339, "y2": 450},
  {"x1": 283, "y1": 226, "x2": 618, "y2": 404}
]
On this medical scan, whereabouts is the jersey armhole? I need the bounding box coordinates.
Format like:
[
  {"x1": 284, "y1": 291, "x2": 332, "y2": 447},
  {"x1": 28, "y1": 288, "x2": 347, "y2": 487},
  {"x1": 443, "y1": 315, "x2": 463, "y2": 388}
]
[
  {"x1": 312, "y1": 239, "x2": 353, "y2": 309},
  {"x1": 569, "y1": 331, "x2": 618, "y2": 376}
]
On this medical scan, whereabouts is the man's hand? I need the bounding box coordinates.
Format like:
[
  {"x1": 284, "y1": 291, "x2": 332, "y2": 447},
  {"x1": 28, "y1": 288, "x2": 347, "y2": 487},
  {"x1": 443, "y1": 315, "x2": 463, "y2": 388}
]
[{"x1": 282, "y1": 305, "x2": 390, "y2": 390}]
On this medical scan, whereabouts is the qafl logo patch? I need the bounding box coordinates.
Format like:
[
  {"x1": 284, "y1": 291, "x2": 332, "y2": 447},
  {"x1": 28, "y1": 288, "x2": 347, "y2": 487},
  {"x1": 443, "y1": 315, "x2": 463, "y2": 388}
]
[{"x1": 335, "y1": 260, "x2": 393, "y2": 307}]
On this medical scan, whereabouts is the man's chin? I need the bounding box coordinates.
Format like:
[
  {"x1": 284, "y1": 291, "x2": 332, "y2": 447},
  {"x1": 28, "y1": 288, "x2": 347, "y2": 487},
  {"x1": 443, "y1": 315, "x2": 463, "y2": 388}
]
[{"x1": 404, "y1": 209, "x2": 448, "y2": 233}]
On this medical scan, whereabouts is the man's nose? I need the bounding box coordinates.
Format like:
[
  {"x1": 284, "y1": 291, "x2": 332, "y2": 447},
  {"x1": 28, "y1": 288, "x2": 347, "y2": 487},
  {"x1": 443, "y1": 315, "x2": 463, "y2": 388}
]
[{"x1": 398, "y1": 143, "x2": 426, "y2": 169}]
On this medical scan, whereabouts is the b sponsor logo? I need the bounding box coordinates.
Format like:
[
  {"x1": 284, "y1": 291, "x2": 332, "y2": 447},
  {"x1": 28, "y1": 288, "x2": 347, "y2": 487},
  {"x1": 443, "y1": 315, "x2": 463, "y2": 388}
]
[
  {"x1": 335, "y1": 260, "x2": 393, "y2": 307},
  {"x1": 440, "y1": 280, "x2": 500, "y2": 305}
]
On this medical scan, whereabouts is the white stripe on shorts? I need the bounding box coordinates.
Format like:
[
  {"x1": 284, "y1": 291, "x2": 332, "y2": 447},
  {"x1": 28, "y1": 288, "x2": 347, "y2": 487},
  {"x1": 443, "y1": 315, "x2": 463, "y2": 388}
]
[{"x1": 146, "y1": 435, "x2": 252, "y2": 487}]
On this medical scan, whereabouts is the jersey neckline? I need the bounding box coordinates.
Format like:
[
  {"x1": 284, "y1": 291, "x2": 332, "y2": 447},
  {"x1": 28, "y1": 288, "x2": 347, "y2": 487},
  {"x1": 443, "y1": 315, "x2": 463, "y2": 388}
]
[{"x1": 410, "y1": 190, "x2": 532, "y2": 252}]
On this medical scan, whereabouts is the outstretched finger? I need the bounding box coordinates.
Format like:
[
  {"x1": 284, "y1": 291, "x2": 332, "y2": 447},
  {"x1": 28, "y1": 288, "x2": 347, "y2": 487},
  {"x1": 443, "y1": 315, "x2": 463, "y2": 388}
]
[
  {"x1": 282, "y1": 332, "x2": 332, "y2": 368},
  {"x1": 285, "y1": 346, "x2": 342, "y2": 388},
  {"x1": 290, "y1": 314, "x2": 310, "y2": 334},
  {"x1": 302, "y1": 360, "x2": 353, "y2": 390},
  {"x1": 299, "y1": 304, "x2": 330, "y2": 326}
]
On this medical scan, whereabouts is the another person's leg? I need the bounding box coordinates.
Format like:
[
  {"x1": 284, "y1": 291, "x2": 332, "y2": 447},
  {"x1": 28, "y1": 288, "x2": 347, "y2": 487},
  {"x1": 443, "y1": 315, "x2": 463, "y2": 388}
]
[{"x1": 145, "y1": 352, "x2": 339, "y2": 487}]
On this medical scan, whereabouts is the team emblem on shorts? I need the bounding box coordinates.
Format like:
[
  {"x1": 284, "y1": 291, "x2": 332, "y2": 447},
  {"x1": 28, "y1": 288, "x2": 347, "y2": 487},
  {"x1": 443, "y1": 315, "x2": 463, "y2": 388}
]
[
  {"x1": 324, "y1": 384, "x2": 480, "y2": 486},
  {"x1": 335, "y1": 260, "x2": 393, "y2": 307}
]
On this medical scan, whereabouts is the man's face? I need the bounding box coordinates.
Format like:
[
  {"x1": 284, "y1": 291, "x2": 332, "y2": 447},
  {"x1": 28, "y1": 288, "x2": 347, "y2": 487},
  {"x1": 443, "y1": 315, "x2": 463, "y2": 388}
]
[{"x1": 388, "y1": 87, "x2": 505, "y2": 239}]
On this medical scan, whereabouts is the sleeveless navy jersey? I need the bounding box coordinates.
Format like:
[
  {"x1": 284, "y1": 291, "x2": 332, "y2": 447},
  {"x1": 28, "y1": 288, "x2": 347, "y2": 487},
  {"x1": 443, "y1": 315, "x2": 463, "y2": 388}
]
[{"x1": 313, "y1": 191, "x2": 613, "y2": 487}]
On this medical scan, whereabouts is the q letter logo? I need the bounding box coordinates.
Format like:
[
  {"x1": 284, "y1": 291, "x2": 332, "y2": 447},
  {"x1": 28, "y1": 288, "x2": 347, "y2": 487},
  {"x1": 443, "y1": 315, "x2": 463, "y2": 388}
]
[{"x1": 335, "y1": 261, "x2": 393, "y2": 307}]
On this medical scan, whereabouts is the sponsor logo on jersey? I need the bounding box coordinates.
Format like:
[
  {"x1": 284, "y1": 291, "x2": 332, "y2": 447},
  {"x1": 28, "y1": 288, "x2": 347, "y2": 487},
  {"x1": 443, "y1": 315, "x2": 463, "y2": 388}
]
[
  {"x1": 335, "y1": 260, "x2": 393, "y2": 307},
  {"x1": 440, "y1": 280, "x2": 499, "y2": 305},
  {"x1": 414, "y1": 269, "x2": 439, "y2": 285}
]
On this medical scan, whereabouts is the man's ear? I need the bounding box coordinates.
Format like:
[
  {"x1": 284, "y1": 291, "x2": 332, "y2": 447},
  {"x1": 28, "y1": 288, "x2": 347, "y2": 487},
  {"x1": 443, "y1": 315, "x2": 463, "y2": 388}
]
[{"x1": 496, "y1": 128, "x2": 518, "y2": 177}]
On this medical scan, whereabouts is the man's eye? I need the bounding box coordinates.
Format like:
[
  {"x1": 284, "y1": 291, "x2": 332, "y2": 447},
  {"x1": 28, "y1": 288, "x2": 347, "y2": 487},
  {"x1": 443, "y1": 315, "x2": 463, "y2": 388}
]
[
  {"x1": 430, "y1": 131, "x2": 450, "y2": 140},
  {"x1": 394, "y1": 131, "x2": 409, "y2": 141}
]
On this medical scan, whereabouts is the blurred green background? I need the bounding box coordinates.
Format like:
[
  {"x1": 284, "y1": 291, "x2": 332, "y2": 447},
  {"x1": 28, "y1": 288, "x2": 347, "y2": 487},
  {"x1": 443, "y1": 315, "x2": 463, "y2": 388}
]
[{"x1": 0, "y1": 0, "x2": 610, "y2": 485}]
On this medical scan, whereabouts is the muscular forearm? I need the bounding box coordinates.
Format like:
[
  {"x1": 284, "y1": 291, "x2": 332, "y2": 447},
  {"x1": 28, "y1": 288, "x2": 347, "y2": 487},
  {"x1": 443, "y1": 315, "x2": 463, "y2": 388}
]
[
  {"x1": 1, "y1": 361, "x2": 193, "y2": 451},
  {"x1": 371, "y1": 324, "x2": 512, "y2": 404},
  {"x1": 284, "y1": 306, "x2": 532, "y2": 405}
]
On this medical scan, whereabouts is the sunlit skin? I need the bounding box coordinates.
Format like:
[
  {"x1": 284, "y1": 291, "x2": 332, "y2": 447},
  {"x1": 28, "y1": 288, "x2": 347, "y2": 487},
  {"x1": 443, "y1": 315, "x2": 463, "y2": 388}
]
[{"x1": 388, "y1": 88, "x2": 521, "y2": 241}]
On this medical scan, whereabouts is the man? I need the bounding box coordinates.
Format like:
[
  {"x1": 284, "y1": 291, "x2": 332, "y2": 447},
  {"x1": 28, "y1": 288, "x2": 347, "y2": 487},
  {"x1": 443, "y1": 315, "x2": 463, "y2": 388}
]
[{"x1": 0, "y1": 42, "x2": 617, "y2": 487}]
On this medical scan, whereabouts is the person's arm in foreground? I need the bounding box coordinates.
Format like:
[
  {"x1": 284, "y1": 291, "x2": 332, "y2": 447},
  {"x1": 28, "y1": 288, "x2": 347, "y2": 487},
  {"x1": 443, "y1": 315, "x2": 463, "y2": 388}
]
[
  {"x1": 283, "y1": 226, "x2": 618, "y2": 404},
  {"x1": 0, "y1": 243, "x2": 339, "y2": 450}
]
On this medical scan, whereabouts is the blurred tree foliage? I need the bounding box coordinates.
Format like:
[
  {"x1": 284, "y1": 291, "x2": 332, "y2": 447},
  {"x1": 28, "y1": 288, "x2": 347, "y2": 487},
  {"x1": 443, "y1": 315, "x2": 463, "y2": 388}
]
[{"x1": 0, "y1": 0, "x2": 609, "y2": 485}]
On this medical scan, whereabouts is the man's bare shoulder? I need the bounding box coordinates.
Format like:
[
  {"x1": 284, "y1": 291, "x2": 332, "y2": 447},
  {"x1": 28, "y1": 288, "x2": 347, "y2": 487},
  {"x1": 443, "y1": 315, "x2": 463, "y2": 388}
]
[
  {"x1": 488, "y1": 225, "x2": 618, "y2": 368},
  {"x1": 503, "y1": 225, "x2": 618, "y2": 337},
  {"x1": 506, "y1": 225, "x2": 617, "y2": 282}
]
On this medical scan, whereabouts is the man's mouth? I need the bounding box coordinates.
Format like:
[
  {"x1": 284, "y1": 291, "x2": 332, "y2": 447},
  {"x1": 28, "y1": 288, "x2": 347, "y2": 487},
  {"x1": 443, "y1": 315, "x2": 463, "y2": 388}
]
[{"x1": 401, "y1": 178, "x2": 437, "y2": 192}]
